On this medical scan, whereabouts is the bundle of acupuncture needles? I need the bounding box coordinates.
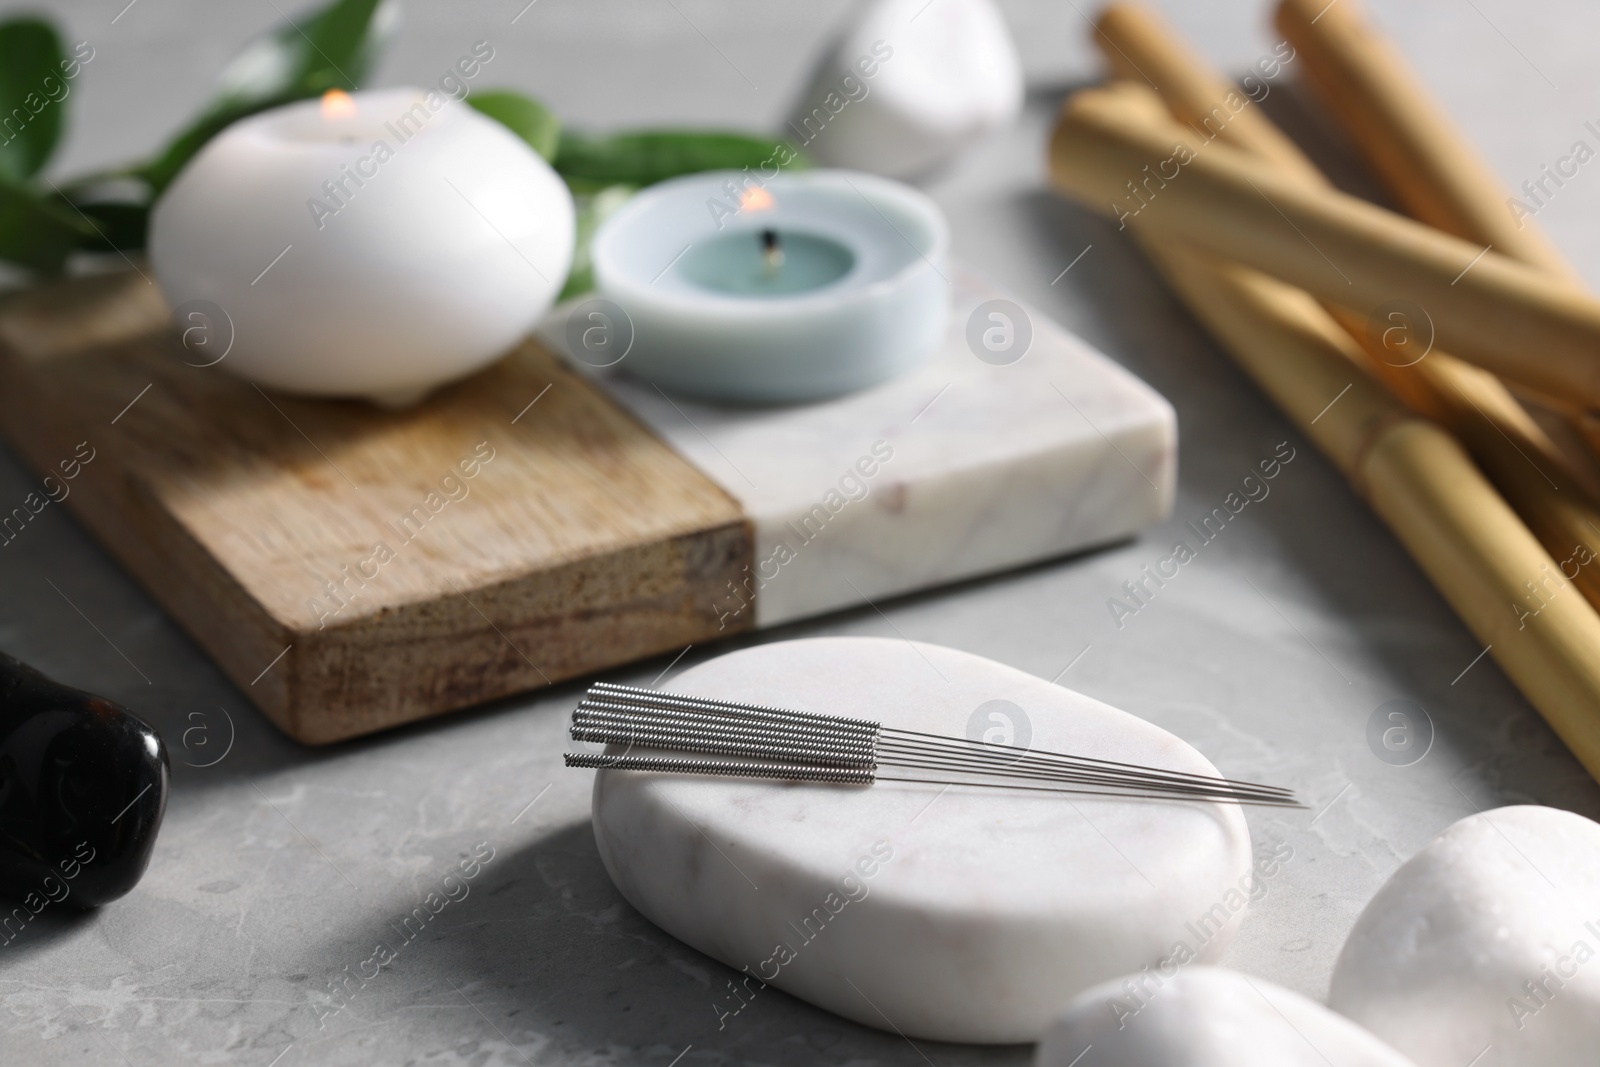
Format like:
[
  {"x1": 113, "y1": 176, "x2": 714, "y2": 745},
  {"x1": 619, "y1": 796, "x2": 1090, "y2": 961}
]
[{"x1": 564, "y1": 682, "x2": 1302, "y2": 808}]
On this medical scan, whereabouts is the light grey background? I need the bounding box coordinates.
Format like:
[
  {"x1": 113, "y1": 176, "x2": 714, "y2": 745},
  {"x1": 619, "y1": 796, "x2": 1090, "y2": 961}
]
[{"x1": 3, "y1": 0, "x2": 1599, "y2": 1064}]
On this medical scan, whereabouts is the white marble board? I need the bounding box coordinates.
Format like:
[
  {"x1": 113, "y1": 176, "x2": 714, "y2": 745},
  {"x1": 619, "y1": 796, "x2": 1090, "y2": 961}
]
[{"x1": 543, "y1": 266, "x2": 1177, "y2": 626}]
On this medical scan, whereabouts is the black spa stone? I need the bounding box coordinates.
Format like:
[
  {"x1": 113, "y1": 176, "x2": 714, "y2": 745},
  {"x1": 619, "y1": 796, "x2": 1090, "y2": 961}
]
[{"x1": 0, "y1": 651, "x2": 169, "y2": 908}]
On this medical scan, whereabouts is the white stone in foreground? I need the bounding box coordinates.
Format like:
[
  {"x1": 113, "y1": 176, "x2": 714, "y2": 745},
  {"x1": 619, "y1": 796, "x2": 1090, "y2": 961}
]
[
  {"x1": 788, "y1": 0, "x2": 1023, "y2": 178},
  {"x1": 1329, "y1": 805, "x2": 1600, "y2": 1067},
  {"x1": 589, "y1": 637, "x2": 1253, "y2": 1043},
  {"x1": 1038, "y1": 966, "x2": 1418, "y2": 1066}
]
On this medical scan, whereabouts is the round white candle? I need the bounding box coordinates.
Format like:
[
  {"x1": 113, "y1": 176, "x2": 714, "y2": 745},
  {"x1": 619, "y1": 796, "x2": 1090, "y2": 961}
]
[
  {"x1": 150, "y1": 87, "x2": 574, "y2": 408},
  {"x1": 588, "y1": 169, "x2": 948, "y2": 403}
]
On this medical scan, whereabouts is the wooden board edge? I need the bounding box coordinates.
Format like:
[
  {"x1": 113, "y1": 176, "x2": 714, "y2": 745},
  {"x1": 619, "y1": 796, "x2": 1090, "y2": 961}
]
[
  {"x1": 0, "y1": 355, "x2": 298, "y2": 727},
  {"x1": 281, "y1": 518, "x2": 755, "y2": 743},
  {"x1": 0, "y1": 286, "x2": 758, "y2": 744}
]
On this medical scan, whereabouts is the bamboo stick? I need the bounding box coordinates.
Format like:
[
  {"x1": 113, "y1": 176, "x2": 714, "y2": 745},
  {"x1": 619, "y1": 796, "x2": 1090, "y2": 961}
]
[
  {"x1": 1050, "y1": 90, "x2": 1600, "y2": 407},
  {"x1": 1096, "y1": 2, "x2": 1322, "y2": 182},
  {"x1": 1090, "y1": 1, "x2": 1600, "y2": 612},
  {"x1": 1273, "y1": 0, "x2": 1600, "y2": 492},
  {"x1": 1275, "y1": 0, "x2": 1583, "y2": 285},
  {"x1": 1050, "y1": 83, "x2": 1600, "y2": 782}
]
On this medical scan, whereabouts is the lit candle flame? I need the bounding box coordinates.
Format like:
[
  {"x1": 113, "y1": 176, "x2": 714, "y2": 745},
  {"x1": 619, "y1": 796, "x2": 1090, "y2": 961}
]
[
  {"x1": 740, "y1": 186, "x2": 775, "y2": 213},
  {"x1": 321, "y1": 89, "x2": 357, "y2": 120}
]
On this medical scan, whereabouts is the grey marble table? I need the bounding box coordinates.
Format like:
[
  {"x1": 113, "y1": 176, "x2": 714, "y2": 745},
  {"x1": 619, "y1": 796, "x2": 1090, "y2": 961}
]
[{"x1": 3, "y1": 0, "x2": 1600, "y2": 1063}]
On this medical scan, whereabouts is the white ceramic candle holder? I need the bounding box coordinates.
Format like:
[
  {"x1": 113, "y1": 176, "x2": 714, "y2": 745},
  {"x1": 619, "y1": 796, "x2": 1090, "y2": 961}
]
[
  {"x1": 588, "y1": 169, "x2": 949, "y2": 404},
  {"x1": 150, "y1": 87, "x2": 575, "y2": 408}
]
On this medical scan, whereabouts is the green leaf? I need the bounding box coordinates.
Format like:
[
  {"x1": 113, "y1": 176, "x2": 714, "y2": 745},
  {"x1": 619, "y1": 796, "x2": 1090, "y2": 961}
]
[
  {"x1": 65, "y1": 199, "x2": 150, "y2": 253},
  {"x1": 209, "y1": 0, "x2": 395, "y2": 112},
  {"x1": 0, "y1": 17, "x2": 68, "y2": 184},
  {"x1": 468, "y1": 90, "x2": 560, "y2": 161},
  {"x1": 141, "y1": 0, "x2": 396, "y2": 192},
  {"x1": 553, "y1": 130, "x2": 807, "y2": 190},
  {"x1": 0, "y1": 178, "x2": 93, "y2": 273},
  {"x1": 559, "y1": 183, "x2": 634, "y2": 301}
]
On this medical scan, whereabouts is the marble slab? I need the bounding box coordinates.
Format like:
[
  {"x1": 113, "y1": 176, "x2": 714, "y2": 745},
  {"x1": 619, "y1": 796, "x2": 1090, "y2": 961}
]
[{"x1": 543, "y1": 266, "x2": 1176, "y2": 626}]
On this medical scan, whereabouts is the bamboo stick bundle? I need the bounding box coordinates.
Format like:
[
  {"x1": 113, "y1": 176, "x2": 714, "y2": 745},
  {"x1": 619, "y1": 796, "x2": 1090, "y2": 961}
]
[
  {"x1": 1090, "y1": 2, "x2": 1600, "y2": 613},
  {"x1": 1048, "y1": 80, "x2": 1600, "y2": 782},
  {"x1": 1051, "y1": 92, "x2": 1600, "y2": 407},
  {"x1": 1275, "y1": 0, "x2": 1582, "y2": 284},
  {"x1": 1273, "y1": 0, "x2": 1600, "y2": 488}
]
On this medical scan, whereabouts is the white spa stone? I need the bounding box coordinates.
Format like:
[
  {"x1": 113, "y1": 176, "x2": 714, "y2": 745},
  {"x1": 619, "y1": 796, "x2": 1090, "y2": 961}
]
[
  {"x1": 788, "y1": 0, "x2": 1024, "y2": 178},
  {"x1": 544, "y1": 268, "x2": 1176, "y2": 628},
  {"x1": 1329, "y1": 805, "x2": 1600, "y2": 1067},
  {"x1": 1037, "y1": 966, "x2": 1419, "y2": 1067},
  {"x1": 588, "y1": 637, "x2": 1254, "y2": 1044}
]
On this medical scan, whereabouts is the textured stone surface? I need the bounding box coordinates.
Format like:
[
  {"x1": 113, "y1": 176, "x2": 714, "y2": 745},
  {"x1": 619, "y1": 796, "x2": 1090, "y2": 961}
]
[{"x1": 3, "y1": 1, "x2": 1600, "y2": 1064}]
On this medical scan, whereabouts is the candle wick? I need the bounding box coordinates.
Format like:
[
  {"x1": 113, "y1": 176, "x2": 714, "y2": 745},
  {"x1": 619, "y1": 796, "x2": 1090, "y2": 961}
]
[{"x1": 761, "y1": 228, "x2": 783, "y2": 275}]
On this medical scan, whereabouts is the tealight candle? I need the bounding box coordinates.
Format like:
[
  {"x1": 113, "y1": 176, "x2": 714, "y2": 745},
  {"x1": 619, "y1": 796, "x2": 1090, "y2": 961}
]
[
  {"x1": 588, "y1": 169, "x2": 949, "y2": 403},
  {"x1": 150, "y1": 87, "x2": 574, "y2": 407}
]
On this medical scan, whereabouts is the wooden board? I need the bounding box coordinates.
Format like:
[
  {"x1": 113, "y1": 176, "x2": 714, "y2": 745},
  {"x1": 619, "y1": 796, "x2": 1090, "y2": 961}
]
[
  {"x1": 0, "y1": 271, "x2": 751, "y2": 743},
  {"x1": 0, "y1": 269, "x2": 1177, "y2": 745}
]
